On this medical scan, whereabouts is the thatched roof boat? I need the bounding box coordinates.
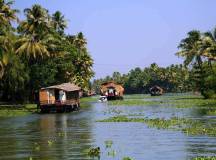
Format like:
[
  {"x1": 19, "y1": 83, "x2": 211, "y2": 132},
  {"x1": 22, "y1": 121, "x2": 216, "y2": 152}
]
[
  {"x1": 149, "y1": 85, "x2": 163, "y2": 96},
  {"x1": 39, "y1": 83, "x2": 81, "y2": 113},
  {"x1": 100, "y1": 81, "x2": 124, "y2": 100}
]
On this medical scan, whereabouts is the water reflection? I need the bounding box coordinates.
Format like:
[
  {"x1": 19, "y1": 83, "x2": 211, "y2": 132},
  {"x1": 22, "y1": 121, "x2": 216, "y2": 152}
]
[{"x1": 0, "y1": 101, "x2": 216, "y2": 159}]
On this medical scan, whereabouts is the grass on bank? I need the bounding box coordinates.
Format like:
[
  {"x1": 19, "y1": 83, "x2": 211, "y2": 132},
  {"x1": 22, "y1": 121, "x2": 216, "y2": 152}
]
[
  {"x1": 108, "y1": 94, "x2": 216, "y2": 109},
  {"x1": 108, "y1": 99, "x2": 161, "y2": 106},
  {"x1": 80, "y1": 96, "x2": 98, "y2": 103},
  {"x1": 0, "y1": 104, "x2": 37, "y2": 117},
  {"x1": 97, "y1": 115, "x2": 216, "y2": 137}
]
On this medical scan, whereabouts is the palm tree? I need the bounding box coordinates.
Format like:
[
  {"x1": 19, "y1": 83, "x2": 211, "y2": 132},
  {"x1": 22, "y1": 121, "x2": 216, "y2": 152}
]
[
  {"x1": 16, "y1": 4, "x2": 51, "y2": 59},
  {"x1": 0, "y1": 0, "x2": 18, "y2": 78},
  {"x1": 202, "y1": 28, "x2": 216, "y2": 61},
  {"x1": 176, "y1": 30, "x2": 204, "y2": 67},
  {"x1": 73, "y1": 32, "x2": 87, "y2": 51},
  {"x1": 176, "y1": 30, "x2": 204, "y2": 93},
  {"x1": 0, "y1": 0, "x2": 18, "y2": 27},
  {"x1": 16, "y1": 35, "x2": 50, "y2": 59},
  {"x1": 51, "y1": 11, "x2": 67, "y2": 35},
  {"x1": 18, "y1": 4, "x2": 49, "y2": 35},
  {"x1": 71, "y1": 51, "x2": 94, "y2": 89}
]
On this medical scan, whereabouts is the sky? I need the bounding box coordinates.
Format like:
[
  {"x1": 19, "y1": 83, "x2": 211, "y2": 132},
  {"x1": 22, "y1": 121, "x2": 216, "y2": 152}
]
[{"x1": 14, "y1": 0, "x2": 216, "y2": 79}]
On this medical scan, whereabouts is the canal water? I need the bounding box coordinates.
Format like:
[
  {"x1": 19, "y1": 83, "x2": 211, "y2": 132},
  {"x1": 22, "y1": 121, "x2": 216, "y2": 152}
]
[{"x1": 0, "y1": 96, "x2": 216, "y2": 160}]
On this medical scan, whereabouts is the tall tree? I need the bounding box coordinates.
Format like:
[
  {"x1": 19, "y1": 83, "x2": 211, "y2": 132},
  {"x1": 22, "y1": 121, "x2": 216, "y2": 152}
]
[
  {"x1": 0, "y1": 0, "x2": 18, "y2": 79},
  {"x1": 51, "y1": 11, "x2": 67, "y2": 35},
  {"x1": 202, "y1": 28, "x2": 216, "y2": 61},
  {"x1": 177, "y1": 30, "x2": 203, "y2": 67},
  {"x1": 0, "y1": 0, "x2": 18, "y2": 27},
  {"x1": 16, "y1": 4, "x2": 51, "y2": 59}
]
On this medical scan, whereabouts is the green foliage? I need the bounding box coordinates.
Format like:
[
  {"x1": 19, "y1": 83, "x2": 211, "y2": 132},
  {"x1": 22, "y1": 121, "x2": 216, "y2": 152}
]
[
  {"x1": 177, "y1": 28, "x2": 216, "y2": 98},
  {"x1": 92, "y1": 63, "x2": 191, "y2": 95},
  {"x1": 98, "y1": 115, "x2": 216, "y2": 137},
  {"x1": 108, "y1": 99, "x2": 160, "y2": 106},
  {"x1": 108, "y1": 94, "x2": 216, "y2": 108},
  {"x1": 192, "y1": 157, "x2": 216, "y2": 160},
  {"x1": 105, "y1": 140, "x2": 113, "y2": 148},
  {"x1": 0, "y1": 3, "x2": 94, "y2": 102},
  {"x1": 122, "y1": 157, "x2": 134, "y2": 160},
  {"x1": 87, "y1": 147, "x2": 100, "y2": 157},
  {"x1": 0, "y1": 53, "x2": 29, "y2": 101},
  {"x1": 92, "y1": 27, "x2": 216, "y2": 98}
]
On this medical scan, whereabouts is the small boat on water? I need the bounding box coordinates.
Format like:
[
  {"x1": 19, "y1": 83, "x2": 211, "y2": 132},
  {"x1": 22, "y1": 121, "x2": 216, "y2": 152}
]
[
  {"x1": 149, "y1": 85, "x2": 163, "y2": 96},
  {"x1": 98, "y1": 96, "x2": 107, "y2": 102}
]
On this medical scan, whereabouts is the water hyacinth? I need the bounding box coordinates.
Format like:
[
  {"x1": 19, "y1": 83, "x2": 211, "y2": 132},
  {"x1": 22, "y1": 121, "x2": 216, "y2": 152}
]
[
  {"x1": 97, "y1": 116, "x2": 216, "y2": 137},
  {"x1": 122, "y1": 157, "x2": 134, "y2": 160},
  {"x1": 192, "y1": 157, "x2": 216, "y2": 160},
  {"x1": 105, "y1": 140, "x2": 113, "y2": 148},
  {"x1": 87, "y1": 147, "x2": 100, "y2": 157}
]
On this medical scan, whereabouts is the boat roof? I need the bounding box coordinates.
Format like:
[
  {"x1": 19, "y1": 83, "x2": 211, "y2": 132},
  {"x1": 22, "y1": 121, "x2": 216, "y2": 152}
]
[{"x1": 41, "y1": 83, "x2": 81, "y2": 92}]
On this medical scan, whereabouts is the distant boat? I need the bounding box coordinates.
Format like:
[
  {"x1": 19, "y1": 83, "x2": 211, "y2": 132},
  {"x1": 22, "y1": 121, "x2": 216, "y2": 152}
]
[
  {"x1": 100, "y1": 81, "x2": 124, "y2": 100},
  {"x1": 149, "y1": 85, "x2": 163, "y2": 96}
]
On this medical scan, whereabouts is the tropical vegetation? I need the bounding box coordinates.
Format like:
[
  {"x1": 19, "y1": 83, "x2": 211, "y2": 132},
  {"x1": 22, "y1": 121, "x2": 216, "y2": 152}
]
[
  {"x1": 0, "y1": 0, "x2": 94, "y2": 102},
  {"x1": 92, "y1": 29, "x2": 216, "y2": 98}
]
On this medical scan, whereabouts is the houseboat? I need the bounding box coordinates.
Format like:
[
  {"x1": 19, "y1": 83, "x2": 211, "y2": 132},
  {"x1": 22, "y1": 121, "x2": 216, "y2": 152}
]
[
  {"x1": 39, "y1": 83, "x2": 81, "y2": 113},
  {"x1": 149, "y1": 85, "x2": 163, "y2": 96},
  {"x1": 100, "y1": 81, "x2": 124, "y2": 100}
]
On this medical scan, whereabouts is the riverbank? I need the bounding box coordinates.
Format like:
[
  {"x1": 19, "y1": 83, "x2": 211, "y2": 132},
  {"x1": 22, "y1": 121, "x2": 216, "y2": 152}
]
[
  {"x1": 108, "y1": 94, "x2": 216, "y2": 109},
  {"x1": 0, "y1": 104, "x2": 37, "y2": 117},
  {"x1": 0, "y1": 97, "x2": 96, "y2": 118}
]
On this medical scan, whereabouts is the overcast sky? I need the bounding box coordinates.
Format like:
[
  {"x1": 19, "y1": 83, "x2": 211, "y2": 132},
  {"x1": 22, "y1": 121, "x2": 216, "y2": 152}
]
[{"x1": 14, "y1": 0, "x2": 216, "y2": 78}]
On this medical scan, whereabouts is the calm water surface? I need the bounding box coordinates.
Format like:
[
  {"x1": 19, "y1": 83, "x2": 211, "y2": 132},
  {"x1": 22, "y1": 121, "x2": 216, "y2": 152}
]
[{"x1": 0, "y1": 96, "x2": 216, "y2": 160}]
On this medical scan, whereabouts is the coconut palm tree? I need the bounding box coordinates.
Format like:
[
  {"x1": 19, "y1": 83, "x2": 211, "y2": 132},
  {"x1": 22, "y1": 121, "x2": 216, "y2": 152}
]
[
  {"x1": 73, "y1": 32, "x2": 87, "y2": 51},
  {"x1": 16, "y1": 4, "x2": 51, "y2": 59},
  {"x1": 0, "y1": 0, "x2": 18, "y2": 78},
  {"x1": 176, "y1": 30, "x2": 203, "y2": 68},
  {"x1": 51, "y1": 11, "x2": 67, "y2": 35},
  {"x1": 202, "y1": 28, "x2": 216, "y2": 61},
  {"x1": 16, "y1": 35, "x2": 50, "y2": 59},
  {"x1": 0, "y1": 0, "x2": 18, "y2": 27},
  {"x1": 176, "y1": 30, "x2": 205, "y2": 93},
  {"x1": 71, "y1": 51, "x2": 94, "y2": 89},
  {"x1": 18, "y1": 4, "x2": 49, "y2": 35}
]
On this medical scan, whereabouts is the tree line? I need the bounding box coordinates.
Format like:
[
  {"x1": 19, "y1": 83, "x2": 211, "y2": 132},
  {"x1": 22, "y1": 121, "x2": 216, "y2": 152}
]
[
  {"x1": 92, "y1": 29, "x2": 216, "y2": 99},
  {"x1": 0, "y1": 0, "x2": 94, "y2": 102}
]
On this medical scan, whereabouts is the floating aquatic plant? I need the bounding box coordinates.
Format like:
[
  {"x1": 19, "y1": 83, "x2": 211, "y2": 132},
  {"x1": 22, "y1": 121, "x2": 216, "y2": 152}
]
[
  {"x1": 33, "y1": 142, "x2": 40, "y2": 151},
  {"x1": 105, "y1": 140, "x2": 113, "y2": 148},
  {"x1": 192, "y1": 157, "x2": 216, "y2": 160},
  {"x1": 58, "y1": 132, "x2": 66, "y2": 137},
  {"x1": 122, "y1": 157, "x2": 134, "y2": 160},
  {"x1": 97, "y1": 116, "x2": 216, "y2": 136},
  {"x1": 87, "y1": 147, "x2": 100, "y2": 157},
  {"x1": 107, "y1": 150, "x2": 117, "y2": 157},
  {"x1": 48, "y1": 140, "x2": 54, "y2": 146}
]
